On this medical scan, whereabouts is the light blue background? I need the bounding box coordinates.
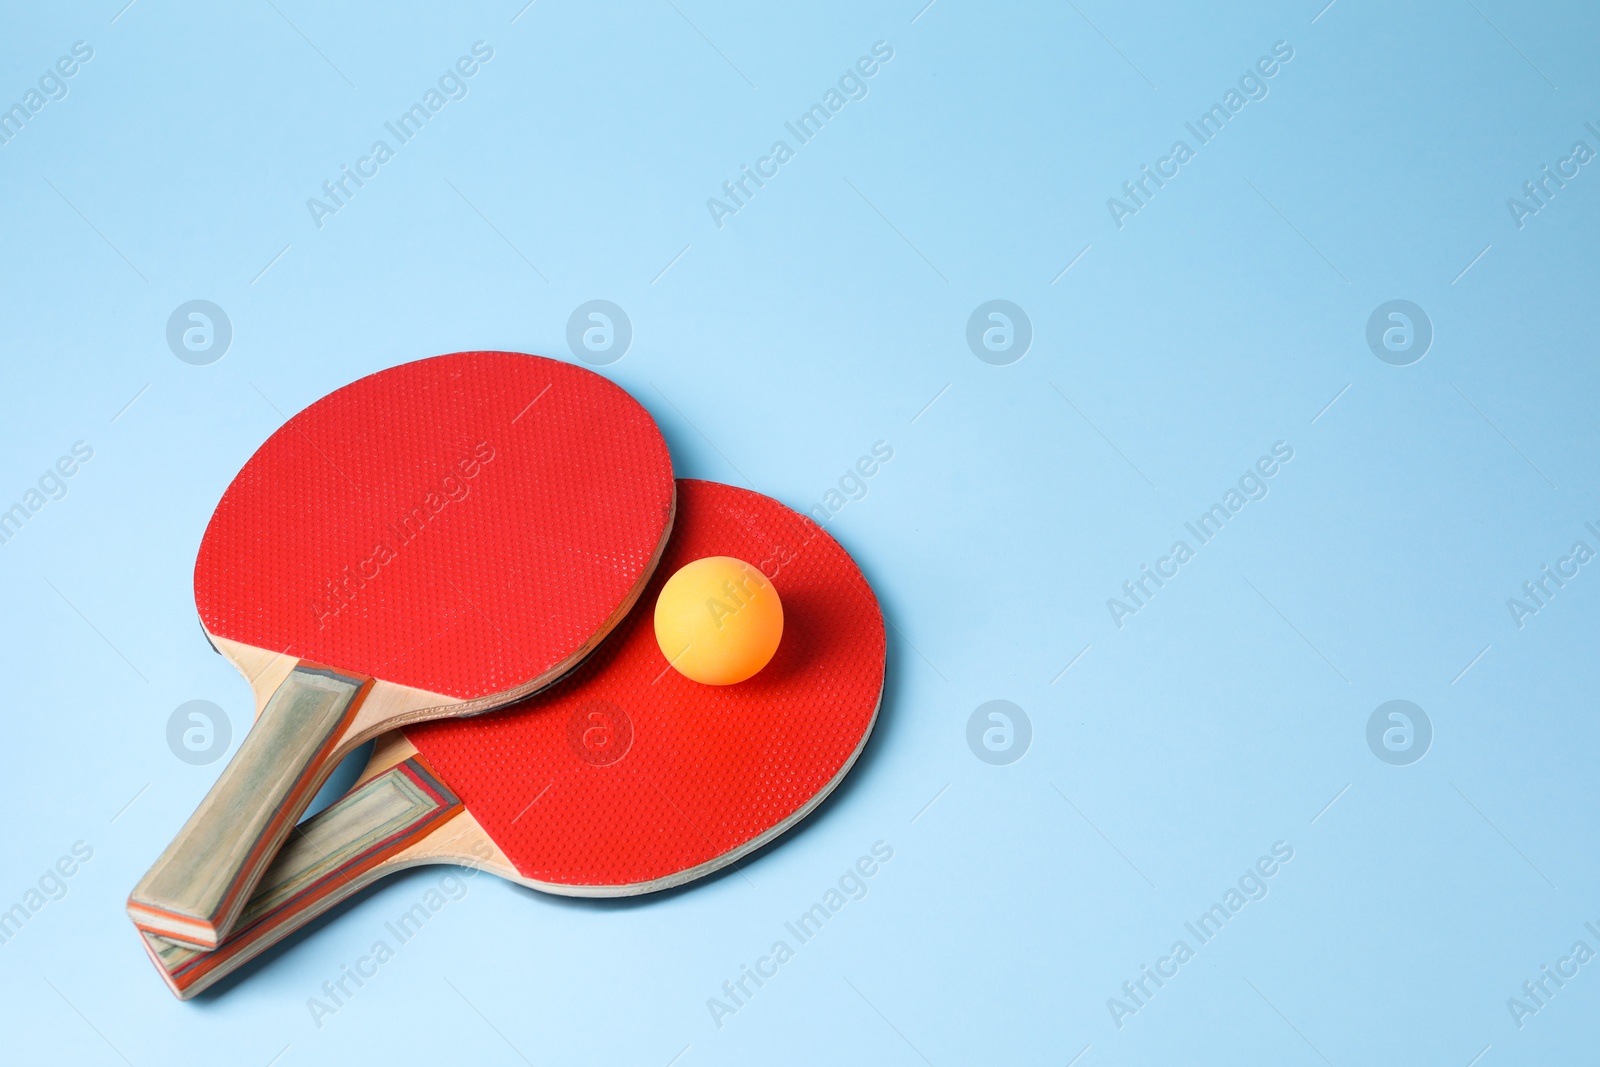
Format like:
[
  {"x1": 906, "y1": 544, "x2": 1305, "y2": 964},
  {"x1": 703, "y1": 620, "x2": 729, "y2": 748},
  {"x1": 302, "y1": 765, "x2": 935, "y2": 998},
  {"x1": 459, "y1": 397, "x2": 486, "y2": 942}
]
[{"x1": 1, "y1": 1, "x2": 1597, "y2": 1063}]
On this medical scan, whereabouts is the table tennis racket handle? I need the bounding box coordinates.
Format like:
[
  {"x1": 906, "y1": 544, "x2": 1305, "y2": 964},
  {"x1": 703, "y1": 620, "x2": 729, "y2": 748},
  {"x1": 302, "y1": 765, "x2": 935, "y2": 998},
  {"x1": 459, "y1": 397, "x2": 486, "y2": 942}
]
[
  {"x1": 128, "y1": 665, "x2": 372, "y2": 950},
  {"x1": 141, "y1": 755, "x2": 464, "y2": 998}
]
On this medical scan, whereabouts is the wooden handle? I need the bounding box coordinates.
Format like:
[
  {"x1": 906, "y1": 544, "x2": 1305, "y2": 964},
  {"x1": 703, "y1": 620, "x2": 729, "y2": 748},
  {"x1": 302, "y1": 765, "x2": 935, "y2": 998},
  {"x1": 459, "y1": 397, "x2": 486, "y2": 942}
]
[
  {"x1": 141, "y1": 756, "x2": 463, "y2": 999},
  {"x1": 128, "y1": 665, "x2": 371, "y2": 949}
]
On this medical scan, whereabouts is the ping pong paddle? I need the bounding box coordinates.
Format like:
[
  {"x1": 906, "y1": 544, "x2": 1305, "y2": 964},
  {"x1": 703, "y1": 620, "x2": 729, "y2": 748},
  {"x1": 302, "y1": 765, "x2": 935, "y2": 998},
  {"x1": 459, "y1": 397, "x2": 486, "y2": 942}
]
[
  {"x1": 141, "y1": 479, "x2": 885, "y2": 998},
  {"x1": 129, "y1": 351, "x2": 675, "y2": 950}
]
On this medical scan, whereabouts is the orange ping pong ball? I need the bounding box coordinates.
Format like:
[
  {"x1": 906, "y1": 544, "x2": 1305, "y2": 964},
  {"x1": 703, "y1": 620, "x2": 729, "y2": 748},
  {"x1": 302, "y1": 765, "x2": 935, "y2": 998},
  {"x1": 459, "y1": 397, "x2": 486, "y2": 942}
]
[{"x1": 654, "y1": 556, "x2": 784, "y2": 685}]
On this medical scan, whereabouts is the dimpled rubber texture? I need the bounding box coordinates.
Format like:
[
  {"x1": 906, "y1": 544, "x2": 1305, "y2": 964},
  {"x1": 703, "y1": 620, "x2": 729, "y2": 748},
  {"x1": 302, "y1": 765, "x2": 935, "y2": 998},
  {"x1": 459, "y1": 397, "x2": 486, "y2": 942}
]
[
  {"x1": 405, "y1": 479, "x2": 885, "y2": 887},
  {"x1": 194, "y1": 352, "x2": 674, "y2": 700}
]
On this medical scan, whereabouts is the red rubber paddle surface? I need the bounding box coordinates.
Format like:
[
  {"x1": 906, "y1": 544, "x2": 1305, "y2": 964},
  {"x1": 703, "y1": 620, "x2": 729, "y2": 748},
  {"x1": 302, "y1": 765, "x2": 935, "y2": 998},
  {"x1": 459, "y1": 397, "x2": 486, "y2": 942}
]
[
  {"x1": 406, "y1": 479, "x2": 886, "y2": 888},
  {"x1": 194, "y1": 352, "x2": 674, "y2": 700}
]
